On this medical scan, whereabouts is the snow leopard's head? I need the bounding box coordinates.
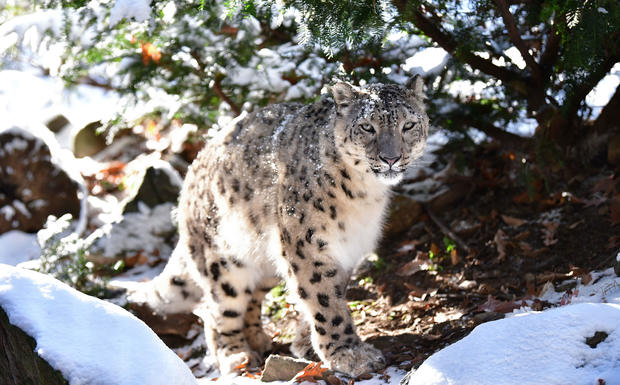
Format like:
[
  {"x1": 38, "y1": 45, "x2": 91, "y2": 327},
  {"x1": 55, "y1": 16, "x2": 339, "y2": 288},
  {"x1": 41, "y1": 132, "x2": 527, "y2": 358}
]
[{"x1": 332, "y1": 76, "x2": 429, "y2": 186}]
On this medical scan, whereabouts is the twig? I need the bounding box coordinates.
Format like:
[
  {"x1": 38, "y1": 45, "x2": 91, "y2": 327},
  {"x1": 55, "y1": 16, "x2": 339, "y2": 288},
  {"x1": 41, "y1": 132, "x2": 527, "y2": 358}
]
[
  {"x1": 213, "y1": 74, "x2": 241, "y2": 116},
  {"x1": 423, "y1": 203, "x2": 473, "y2": 254}
]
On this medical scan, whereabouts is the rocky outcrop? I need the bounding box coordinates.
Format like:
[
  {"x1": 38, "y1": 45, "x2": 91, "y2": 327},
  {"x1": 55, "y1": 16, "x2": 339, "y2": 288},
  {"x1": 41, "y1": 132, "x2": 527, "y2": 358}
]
[
  {"x1": 123, "y1": 160, "x2": 183, "y2": 214},
  {"x1": 0, "y1": 127, "x2": 81, "y2": 234},
  {"x1": 0, "y1": 307, "x2": 68, "y2": 385}
]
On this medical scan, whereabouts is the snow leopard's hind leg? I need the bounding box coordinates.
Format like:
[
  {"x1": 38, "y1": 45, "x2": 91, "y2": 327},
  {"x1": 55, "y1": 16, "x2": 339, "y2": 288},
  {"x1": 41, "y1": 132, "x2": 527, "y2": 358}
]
[{"x1": 191, "y1": 248, "x2": 264, "y2": 374}]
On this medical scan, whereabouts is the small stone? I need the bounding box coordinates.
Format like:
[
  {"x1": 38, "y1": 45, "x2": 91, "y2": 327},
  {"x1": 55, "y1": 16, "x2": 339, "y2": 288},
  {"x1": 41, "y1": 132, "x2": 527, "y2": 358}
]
[{"x1": 261, "y1": 355, "x2": 328, "y2": 382}]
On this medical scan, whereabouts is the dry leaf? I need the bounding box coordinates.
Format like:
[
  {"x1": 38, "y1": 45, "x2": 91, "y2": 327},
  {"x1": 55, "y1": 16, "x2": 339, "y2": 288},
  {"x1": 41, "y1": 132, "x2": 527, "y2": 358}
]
[
  {"x1": 450, "y1": 248, "x2": 459, "y2": 265},
  {"x1": 397, "y1": 251, "x2": 431, "y2": 276},
  {"x1": 430, "y1": 242, "x2": 440, "y2": 256},
  {"x1": 141, "y1": 42, "x2": 161, "y2": 65},
  {"x1": 326, "y1": 375, "x2": 342, "y2": 385},
  {"x1": 233, "y1": 357, "x2": 249, "y2": 371},
  {"x1": 542, "y1": 222, "x2": 559, "y2": 246},
  {"x1": 501, "y1": 214, "x2": 527, "y2": 227},
  {"x1": 477, "y1": 295, "x2": 523, "y2": 313},
  {"x1": 293, "y1": 362, "x2": 328, "y2": 383},
  {"x1": 581, "y1": 273, "x2": 592, "y2": 285},
  {"x1": 494, "y1": 229, "x2": 508, "y2": 261}
]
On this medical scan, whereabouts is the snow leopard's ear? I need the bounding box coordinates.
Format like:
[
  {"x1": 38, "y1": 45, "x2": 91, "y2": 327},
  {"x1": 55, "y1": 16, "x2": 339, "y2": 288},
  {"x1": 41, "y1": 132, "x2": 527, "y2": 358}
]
[
  {"x1": 406, "y1": 74, "x2": 426, "y2": 99},
  {"x1": 332, "y1": 82, "x2": 356, "y2": 107}
]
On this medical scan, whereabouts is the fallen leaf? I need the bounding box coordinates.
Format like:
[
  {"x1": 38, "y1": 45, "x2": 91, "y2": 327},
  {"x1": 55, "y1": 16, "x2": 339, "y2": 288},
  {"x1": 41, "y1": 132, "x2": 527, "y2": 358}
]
[
  {"x1": 293, "y1": 362, "x2": 328, "y2": 383},
  {"x1": 542, "y1": 222, "x2": 560, "y2": 246},
  {"x1": 518, "y1": 241, "x2": 533, "y2": 255},
  {"x1": 477, "y1": 295, "x2": 523, "y2": 313},
  {"x1": 233, "y1": 357, "x2": 249, "y2": 371},
  {"x1": 494, "y1": 229, "x2": 508, "y2": 261},
  {"x1": 450, "y1": 248, "x2": 459, "y2": 265},
  {"x1": 501, "y1": 214, "x2": 527, "y2": 227},
  {"x1": 326, "y1": 375, "x2": 342, "y2": 385},
  {"x1": 430, "y1": 242, "x2": 440, "y2": 257},
  {"x1": 581, "y1": 273, "x2": 592, "y2": 285},
  {"x1": 397, "y1": 251, "x2": 431, "y2": 276}
]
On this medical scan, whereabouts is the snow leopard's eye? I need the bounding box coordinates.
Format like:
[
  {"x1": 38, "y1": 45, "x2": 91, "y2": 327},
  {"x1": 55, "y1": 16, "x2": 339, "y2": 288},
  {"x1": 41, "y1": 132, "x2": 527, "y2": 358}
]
[
  {"x1": 402, "y1": 121, "x2": 417, "y2": 132},
  {"x1": 359, "y1": 123, "x2": 375, "y2": 134}
]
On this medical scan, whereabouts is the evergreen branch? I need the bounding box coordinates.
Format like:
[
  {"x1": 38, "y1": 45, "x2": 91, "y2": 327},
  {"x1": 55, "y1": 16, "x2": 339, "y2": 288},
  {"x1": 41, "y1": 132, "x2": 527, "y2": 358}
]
[{"x1": 493, "y1": 0, "x2": 541, "y2": 81}]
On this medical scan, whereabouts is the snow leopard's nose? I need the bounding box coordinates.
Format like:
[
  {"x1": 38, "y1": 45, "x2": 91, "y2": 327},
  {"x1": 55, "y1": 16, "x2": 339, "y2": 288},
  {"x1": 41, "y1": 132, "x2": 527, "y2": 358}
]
[{"x1": 379, "y1": 154, "x2": 401, "y2": 167}]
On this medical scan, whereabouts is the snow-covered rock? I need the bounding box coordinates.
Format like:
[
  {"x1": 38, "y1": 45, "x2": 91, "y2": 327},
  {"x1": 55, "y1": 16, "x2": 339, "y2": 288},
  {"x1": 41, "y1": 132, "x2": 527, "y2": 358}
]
[
  {"x1": 0, "y1": 264, "x2": 197, "y2": 385},
  {"x1": 405, "y1": 302, "x2": 620, "y2": 385}
]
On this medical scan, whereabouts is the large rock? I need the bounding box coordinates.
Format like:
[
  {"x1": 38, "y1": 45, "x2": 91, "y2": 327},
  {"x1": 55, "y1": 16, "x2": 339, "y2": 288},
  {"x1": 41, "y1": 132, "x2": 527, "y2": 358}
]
[
  {"x1": 122, "y1": 156, "x2": 183, "y2": 214},
  {"x1": 0, "y1": 127, "x2": 81, "y2": 234},
  {"x1": 0, "y1": 307, "x2": 68, "y2": 385}
]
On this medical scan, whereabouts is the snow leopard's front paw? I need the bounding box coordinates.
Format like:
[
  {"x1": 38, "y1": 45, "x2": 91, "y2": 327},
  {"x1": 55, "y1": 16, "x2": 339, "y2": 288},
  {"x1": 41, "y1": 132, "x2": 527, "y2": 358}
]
[{"x1": 325, "y1": 342, "x2": 385, "y2": 377}]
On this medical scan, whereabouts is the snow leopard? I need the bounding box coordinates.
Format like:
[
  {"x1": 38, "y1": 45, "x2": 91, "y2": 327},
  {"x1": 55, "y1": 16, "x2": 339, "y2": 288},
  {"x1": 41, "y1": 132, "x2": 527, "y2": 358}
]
[{"x1": 136, "y1": 76, "x2": 429, "y2": 377}]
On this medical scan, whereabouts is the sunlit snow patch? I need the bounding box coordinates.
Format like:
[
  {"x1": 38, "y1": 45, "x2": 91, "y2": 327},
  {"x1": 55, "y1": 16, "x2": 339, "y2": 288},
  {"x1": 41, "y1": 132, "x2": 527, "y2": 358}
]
[
  {"x1": 407, "y1": 302, "x2": 620, "y2": 385},
  {"x1": 0, "y1": 264, "x2": 197, "y2": 385},
  {"x1": 0, "y1": 230, "x2": 40, "y2": 266}
]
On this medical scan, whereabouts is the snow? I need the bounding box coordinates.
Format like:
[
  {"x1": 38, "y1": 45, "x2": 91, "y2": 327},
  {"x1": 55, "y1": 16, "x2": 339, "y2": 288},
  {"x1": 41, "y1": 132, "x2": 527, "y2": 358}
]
[
  {"x1": 0, "y1": 264, "x2": 197, "y2": 385},
  {"x1": 586, "y1": 63, "x2": 620, "y2": 118},
  {"x1": 504, "y1": 46, "x2": 526, "y2": 70},
  {"x1": 403, "y1": 47, "x2": 449, "y2": 76},
  {"x1": 407, "y1": 269, "x2": 620, "y2": 385},
  {"x1": 109, "y1": 0, "x2": 151, "y2": 26},
  {"x1": 408, "y1": 303, "x2": 620, "y2": 385},
  {"x1": 87, "y1": 202, "x2": 176, "y2": 260},
  {"x1": 0, "y1": 204, "x2": 16, "y2": 220},
  {"x1": 0, "y1": 231, "x2": 40, "y2": 266}
]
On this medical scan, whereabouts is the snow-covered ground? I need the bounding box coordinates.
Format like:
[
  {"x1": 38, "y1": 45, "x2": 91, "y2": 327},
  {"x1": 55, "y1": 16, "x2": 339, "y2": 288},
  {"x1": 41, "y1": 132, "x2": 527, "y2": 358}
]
[
  {"x1": 407, "y1": 268, "x2": 620, "y2": 385},
  {"x1": 0, "y1": 264, "x2": 197, "y2": 385}
]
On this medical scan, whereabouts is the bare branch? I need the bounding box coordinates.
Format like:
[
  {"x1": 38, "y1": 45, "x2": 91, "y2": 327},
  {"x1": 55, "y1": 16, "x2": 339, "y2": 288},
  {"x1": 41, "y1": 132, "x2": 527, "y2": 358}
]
[
  {"x1": 493, "y1": 0, "x2": 540, "y2": 80},
  {"x1": 539, "y1": 23, "x2": 561, "y2": 80},
  {"x1": 213, "y1": 74, "x2": 241, "y2": 116},
  {"x1": 405, "y1": 6, "x2": 525, "y2": 90}
]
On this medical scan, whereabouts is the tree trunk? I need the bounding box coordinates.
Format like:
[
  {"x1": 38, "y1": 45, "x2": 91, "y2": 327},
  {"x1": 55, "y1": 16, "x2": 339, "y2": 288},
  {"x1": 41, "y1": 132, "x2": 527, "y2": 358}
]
[{"x1": 0, "y1": 307, "x2": 68, "y2": 385}]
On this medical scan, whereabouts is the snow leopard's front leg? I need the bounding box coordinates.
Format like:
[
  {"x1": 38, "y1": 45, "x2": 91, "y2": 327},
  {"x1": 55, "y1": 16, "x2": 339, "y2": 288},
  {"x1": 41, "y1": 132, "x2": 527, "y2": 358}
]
[{"x1": 283, "y1": 239, "x2": 385, "y2": 377}]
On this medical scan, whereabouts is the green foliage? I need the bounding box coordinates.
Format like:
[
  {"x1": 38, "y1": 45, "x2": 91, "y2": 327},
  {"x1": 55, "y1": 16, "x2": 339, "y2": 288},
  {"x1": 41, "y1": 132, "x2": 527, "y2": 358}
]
[
  {"x1": 264, "y1": 282, "x2": 288, "y2": 321},
  {"x1": 37, "y1": 214, "x2": 109, "y2": 298}
]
